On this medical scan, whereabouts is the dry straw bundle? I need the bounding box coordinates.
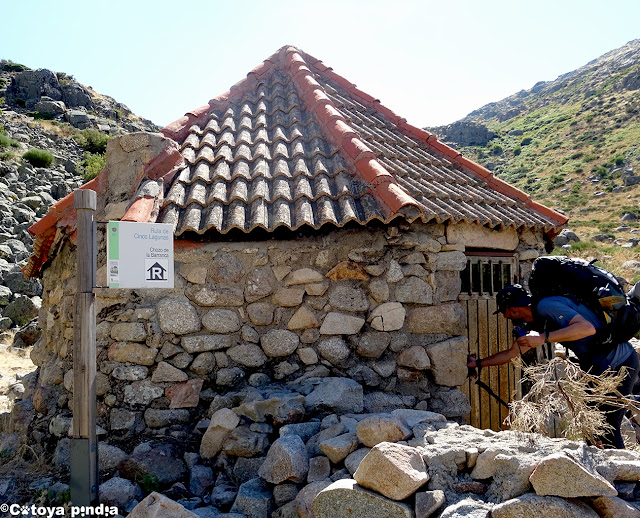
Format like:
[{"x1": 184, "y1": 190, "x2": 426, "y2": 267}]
[{"x1": 505, "y1": 357, "x2": 640, "y2": 445}]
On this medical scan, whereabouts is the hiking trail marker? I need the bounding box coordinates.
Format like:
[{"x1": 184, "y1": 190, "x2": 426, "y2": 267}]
[
  {"x1": 107, "y1": 221, "x2": 174, "y2": 288},
  {"x1": 71, "y1": 195, "x2": 176, "y2": 506}
]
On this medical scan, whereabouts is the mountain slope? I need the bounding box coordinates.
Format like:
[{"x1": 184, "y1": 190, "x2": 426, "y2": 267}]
[{"x1": 429, "y1": 39, "x2": 640, "y2": 267}]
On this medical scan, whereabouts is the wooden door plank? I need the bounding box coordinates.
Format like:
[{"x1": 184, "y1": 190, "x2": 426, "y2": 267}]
[
  {"x1": 478, "y1": 298, "x2": 490, "y2": 430},
  {"x1": 468, "y1": 299, "x2": 481, "y2": 429},
  {"x1": 487, "y1": 298, "x2": 501, "y2": 430}
]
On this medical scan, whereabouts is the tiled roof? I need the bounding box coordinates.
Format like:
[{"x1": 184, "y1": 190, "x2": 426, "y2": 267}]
[
  {"x1": 24, "y1": 46, "x2": 567, "y2": 279},
  {"x1": 158, "y1": 46, "x2": 567, "y2": 236}
]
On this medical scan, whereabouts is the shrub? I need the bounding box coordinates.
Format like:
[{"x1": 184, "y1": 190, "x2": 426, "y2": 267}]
[
  {"x1": 492, "y1": 144, "x2": 503, "y2": 155},
  {"x1": 0, "y1": 133, "x2": 19, "y2": 149},
  {"x1": 521, "y1": 137, "x2": 533, "y2": 146},
  {"x1": 1, "y1": 61, "x2": 28, "y2": 72},
  {"x1": 513, "y1": 146, "x2": 522, "y2": 156},
  {"x1": 56, "y1": 72, "x2": 74, "y2": 85},
  {"x1": 78, "y1": 152, "x2": 106, "y2": 180},
  {"x1": 74, "y1": 129, "x2": 110, "y2": 154},
  {"x1": 23, "y1": 149, "x2": 54, "y2": 168}
]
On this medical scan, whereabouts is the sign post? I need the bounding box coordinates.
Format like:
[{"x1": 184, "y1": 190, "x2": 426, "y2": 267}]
[
  {"x1": 69, "y1": 206, "x2": 174, "y2": 505},
  {"x1": 71, "y1": 189, "x2": 98, "y2": 505}
]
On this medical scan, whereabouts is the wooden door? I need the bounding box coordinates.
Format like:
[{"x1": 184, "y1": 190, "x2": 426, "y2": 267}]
[{"x1": 458, "y1": 254, "x2": 521, "y2": 431}]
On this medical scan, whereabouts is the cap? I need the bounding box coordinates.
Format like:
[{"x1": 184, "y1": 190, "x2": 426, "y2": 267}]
[{"x1": 494, "y1": 284, "x2": 531, "y2": 314}]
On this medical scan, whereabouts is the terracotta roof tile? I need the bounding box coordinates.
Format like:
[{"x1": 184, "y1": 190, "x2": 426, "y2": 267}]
[{"x1": 155, "y1": 48, "x2": 566, "y2": 235}]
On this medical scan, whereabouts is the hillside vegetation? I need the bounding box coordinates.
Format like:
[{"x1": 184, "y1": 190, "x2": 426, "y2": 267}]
[{"x1": 430, "y1": 40, "x2": 640, "y2": 281}]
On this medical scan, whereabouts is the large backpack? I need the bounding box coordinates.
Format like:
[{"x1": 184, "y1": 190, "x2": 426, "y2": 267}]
[{"x1": 528, "y1": 256, "x2": 640, "y2": 347}]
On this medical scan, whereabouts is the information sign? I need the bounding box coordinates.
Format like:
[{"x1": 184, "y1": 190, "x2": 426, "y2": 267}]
[{"x1": 107, "y1": 221, "x2": 174, "y2": 288}]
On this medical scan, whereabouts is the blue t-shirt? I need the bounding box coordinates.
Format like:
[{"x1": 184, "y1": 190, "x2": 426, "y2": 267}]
[{"x1": 535, "y1": 296, "x2": 633, "y2": 372}]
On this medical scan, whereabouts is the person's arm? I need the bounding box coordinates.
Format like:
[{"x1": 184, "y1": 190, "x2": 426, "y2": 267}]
[
  {"x1": 467, "y1": 335, "x2": 538, "y2": 368},
  {"x1": 466, "y1": 314, "x2": 597, "y2": 370},
  {"x1": 516, "y1": 313, "x2": 596, "y2": 349}
]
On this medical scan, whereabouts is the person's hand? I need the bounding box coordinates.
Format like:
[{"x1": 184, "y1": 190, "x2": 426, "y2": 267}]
[
  {"x1": 467, "y1": 355, "x2": 478, "y2": 368},
  {"x1": 516, "y1": 332, "x2": 544, "y2": 349}
]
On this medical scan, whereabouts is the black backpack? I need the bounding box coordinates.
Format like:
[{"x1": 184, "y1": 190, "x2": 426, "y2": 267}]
[{"x1": 528, "y1": 256, "x2": 640, "y2": 346}]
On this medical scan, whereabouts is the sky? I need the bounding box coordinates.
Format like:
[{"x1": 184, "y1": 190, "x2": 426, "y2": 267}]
[{"x1": 2, "y1": 1, "x2": 640, "y2": 129}]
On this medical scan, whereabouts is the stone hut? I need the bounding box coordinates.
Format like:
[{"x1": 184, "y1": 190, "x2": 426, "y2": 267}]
[{"x1": 19, "y1": 46, "x2": 566, "y2": 464}]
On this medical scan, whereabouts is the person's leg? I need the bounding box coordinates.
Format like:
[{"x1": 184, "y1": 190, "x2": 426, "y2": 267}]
[{"x1": 601, "y1": 351, "x2": 640, "y2": 448}]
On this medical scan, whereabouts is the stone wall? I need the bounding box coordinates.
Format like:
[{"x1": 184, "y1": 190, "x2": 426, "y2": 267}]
[
  {"x1": 1, "y1": 218, "x2": 548, "y2": 514},
  {"x1": 27, "y1": 220, "x2": 544, "y2": 426}
]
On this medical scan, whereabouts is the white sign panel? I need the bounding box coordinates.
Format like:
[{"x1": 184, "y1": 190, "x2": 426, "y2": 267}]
[{"x1": 107, "y1": 221, "x2": 174, "y2": 288}]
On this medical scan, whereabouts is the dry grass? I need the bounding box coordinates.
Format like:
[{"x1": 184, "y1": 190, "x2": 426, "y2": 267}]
[{"x1": 505, "y1": 357, "x2": 640, "y2": 444}]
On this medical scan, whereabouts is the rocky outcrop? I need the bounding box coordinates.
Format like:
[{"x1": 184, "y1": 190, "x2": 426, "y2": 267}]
[{"x1": 1, "y1": 61, "x2": 157, "y2": 132}]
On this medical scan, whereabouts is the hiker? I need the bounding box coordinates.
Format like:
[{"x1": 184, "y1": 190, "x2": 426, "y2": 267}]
[{"x1": 466, "y1": 284, "x2": 640, "y2": 449}]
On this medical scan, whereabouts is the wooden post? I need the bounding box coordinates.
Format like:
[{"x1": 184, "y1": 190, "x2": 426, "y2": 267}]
[{"x1": 71, "y1": 189, "x2": 98, "y2": 505}]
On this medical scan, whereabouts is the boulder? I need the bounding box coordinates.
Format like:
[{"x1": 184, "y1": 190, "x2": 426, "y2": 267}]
[
  {"x1": 320, "y1": 312, "x2": 365, "y2": 334},
  {"x1": 285, "y1": 268, "x2": 324, "y2": 285},
  {"x1": 304, "y1": 378, "x2": 364, "y2": 414},
  {"x1": 439, "y1": 497, "x2": 493, "y2": 518},
  {"x1": 208, "y1": 251, "x2": 245, "y2": 282},
  {"x1": 110, "y1": 322, "x2": 148, "y2": 342},
  {"x1": 202, "y1": 309, "x2": 241, "y2": 333},
  {"x1": 128, "y1": 492, "x2": 198, "y2": 518},
  {"x1": 181, "y1": 334, "x2": 232, "y2": 354},
  {"x1": 369, "y1": 302, "x2": 406, "y2": 332},
  {"x1": 258, "y1": 435, "x2": 310, "y2": 484},
  {"x1": 294, "y1": 480, "x2": 332, "y2": 518},
  {"x1": 317, "y1": 336, "x2": 350, "y2": 364},
  {"x1": 405, "y1": 304, "x2": 465, "y2": 335},
  {"x1": 118, "y1": 444, "x2": 187, "y2": 487},
  {"x1": 395, "y1": 277, "x2": 433, "y2": 304},
  {"x1": 261, "y1": 329, "x2": 299, "y2": 357},
  {"x1": 189, "y1": 465, "x2": 214, "y2": 498},
  {"x1": 415, "y1": 490, "x2": 445, "y2": 518},
  {"x1": 591, "y1": 495, "x2": 640, "y2": 518},
  {"x1": 165, "y1": 379, "x2": 204, "y2": 409},
  {"x1": 144, "y1": 408, "x2": 190, "y2": 428},
  {"x1": 185, "y1": 284, "x2": 244, "y2": 307},
  {"x1": 227, "y1": 344, "x2": 268, "y2": 367},
  {"x1": 156, "y1": 298, "x2": 201, "y2": 334},
  {"x1": 151, "y1": 361, "x2": 188, "y2": 383},
  {"x1": 426, "y1": 336, "x2": 468, "y2": 386},
  {"x1": 446, "y1": 222, "x2": 518, "y2": 251},
  {"x1": 98, "y1": 476, "x2": 139, "y2": 509},
  {"x1": 328, "y1": 284, "x2": 369, "y2": 312},
  {"x1": 229, "y1": 477, "x2": 273, "y2": 518},
  {"x1": 123, "y1": 380, "x2": 164, "y2": 405},
  {"x1": 312, "y1": 479, "x2": 414, "y2": 518},
  {"x1": 200, "y1": 408, "x2": 240, "y2": 459},
  {"x1": 319, "y1": 432, "x2": 359, "y2": 463},
  {"x1": 287, "y1": 305, "x2": 320, "y2": 330},
  {"x1": 356, "y1": 416, "x2": 411, "y2": 447},
  {"x1": 272, "y1": 287, "x2": 305, "y2": 307},
  {"x1": 354, "y1": 442, "x2": 429, "y2": 500},
  {"x1": 108, "y1": 342, "x2": 158, "y2": 366},
  {"x1": 529, "y1": 452, "x2": 617, "y2": 497},
  {"x1": 397, "y1": 346, "x2": 431, "y2": 370},
  {"x1": 244, "y1": 267, "x2": 276, "y2": 303},
  {"x1": 491, "y1": 493, "x2": 599, "y2": 518}
]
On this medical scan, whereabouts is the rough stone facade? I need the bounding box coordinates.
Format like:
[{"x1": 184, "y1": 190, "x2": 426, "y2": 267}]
[
  {"x1": 24, "y1": 218, "x2": 546, "y2": 431},
  {"x1": 1, "y1": 216, "x2": 548, "y2": 515}
]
